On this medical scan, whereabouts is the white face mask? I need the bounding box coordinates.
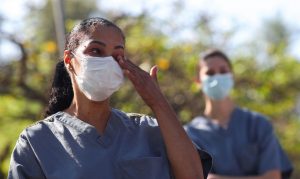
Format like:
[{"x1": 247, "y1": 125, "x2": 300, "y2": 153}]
[{"x1": 72, "y1": 53, "x2": 124, "y2": 101}]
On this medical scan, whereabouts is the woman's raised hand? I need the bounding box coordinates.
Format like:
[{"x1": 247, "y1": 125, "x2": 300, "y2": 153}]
[{"x1": 117, "y1": 56, "x2": 164, "y2": 109}]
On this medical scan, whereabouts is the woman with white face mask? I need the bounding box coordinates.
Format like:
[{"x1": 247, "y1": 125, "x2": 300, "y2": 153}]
[
  {"x1": 8, "y1": 17, "x2": 212, "y2": 179},
  {"x1": 184, "y1": 49, "x2": 293, "y2": 179}
]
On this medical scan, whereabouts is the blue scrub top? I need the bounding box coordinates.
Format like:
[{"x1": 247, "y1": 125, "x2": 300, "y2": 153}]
[
  {"x1": 184, "y1": 107, "x2": 293, "y2": 178},
  {"x1": 9, "y1": 108, "x2": 211, "y2": 179}
]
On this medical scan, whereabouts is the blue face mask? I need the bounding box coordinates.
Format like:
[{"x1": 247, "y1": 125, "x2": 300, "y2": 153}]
[{"x1": 201, "y1": 73, "x2": 234, "y2": 100}]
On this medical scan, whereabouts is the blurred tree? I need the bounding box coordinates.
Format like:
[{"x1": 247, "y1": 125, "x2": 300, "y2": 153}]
[
  {"x1": 262, "y1": 15, "x2": 291, "y2": 55},
  {"x1": 0, "y1": 1, "x2": 299, "y2": 178}
]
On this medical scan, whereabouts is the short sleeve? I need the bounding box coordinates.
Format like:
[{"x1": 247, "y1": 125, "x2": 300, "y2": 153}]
[
  {"x1": 8, "y1": 133, "x2": 45, "y2": 179},
  {"x1": 256, "y1": 119, "x2": 286, "y2": 174}
]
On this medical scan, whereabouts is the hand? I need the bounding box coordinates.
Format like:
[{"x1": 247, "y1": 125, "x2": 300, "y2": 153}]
[
  {"x1": 117, "y1": 56, "x2": 164, "y2": 109},
  {"x1": 118, "y1": 56, "x2": 205, "y2": 179}
]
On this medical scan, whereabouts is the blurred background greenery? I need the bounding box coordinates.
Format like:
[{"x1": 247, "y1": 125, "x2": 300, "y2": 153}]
[{"x1": 1, "y1": 0, "x2": 300, "y2": 178}]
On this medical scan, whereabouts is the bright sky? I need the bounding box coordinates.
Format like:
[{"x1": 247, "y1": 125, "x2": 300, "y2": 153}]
[{"x1": 1, "y1": 0, "x2": 300, "y2": 62}]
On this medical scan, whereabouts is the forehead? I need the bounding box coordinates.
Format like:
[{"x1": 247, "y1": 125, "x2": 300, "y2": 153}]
[
  {"x1": 90, "y1": 25, "x2": 124, "y2": 42},
  {"x1": 200, "y1": 56, "x2": 230, "y2": 69},
  {"x1": 77, "y1": 25, "x2": 124, "y2": 49}
]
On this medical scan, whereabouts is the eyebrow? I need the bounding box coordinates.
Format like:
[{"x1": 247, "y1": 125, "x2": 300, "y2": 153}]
[{"x1": 89, "y1": 40, "x2": 124, "y2": 49}]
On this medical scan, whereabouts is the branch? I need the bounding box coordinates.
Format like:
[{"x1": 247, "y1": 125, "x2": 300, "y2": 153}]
[{"x1": 0, "y1": 32, "x2": 47, "y2": 103}]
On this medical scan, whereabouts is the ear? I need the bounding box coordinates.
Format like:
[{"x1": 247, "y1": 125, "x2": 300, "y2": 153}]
[
  {"x1": 64, "y1": 50, "x2": 72, "y2": 65},
  {"x1": 63, "y1": 50, "x2": 76, "y2": 74},
  {"x1": 195, "y1": 74, "x2": 201, "y2": 84},
  {"x1": 194, "y1": 76, "x2": 202, "y2": 89}
]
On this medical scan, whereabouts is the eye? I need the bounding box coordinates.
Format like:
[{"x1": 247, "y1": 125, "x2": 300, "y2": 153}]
[
  {"x1": 85, "y1": 47, "x2": 104, "y2": 57},
  {"x1": 90, "y1": 48, "x2": 102, "y2": 56},
  {"x1": 220, "y1": 67, "x2": 230, "y2": 74},
  {"x1": 206, "y1": 70, "x2": 215, "y2": 76}
]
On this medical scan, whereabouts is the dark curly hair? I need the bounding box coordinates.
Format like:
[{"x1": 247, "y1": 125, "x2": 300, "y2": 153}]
[{"x1": 44, "y1": 17, "x2": 125, "y2": 117}]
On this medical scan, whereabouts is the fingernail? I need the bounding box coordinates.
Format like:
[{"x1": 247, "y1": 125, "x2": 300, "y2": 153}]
[{"x1": 154, "y1": 65, "x2": 158, "y2": 72}]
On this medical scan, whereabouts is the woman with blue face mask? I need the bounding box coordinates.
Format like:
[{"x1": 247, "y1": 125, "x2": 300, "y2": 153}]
[
  {"x1": 8, "y1": 17, "x2": 212, "y2": 179},
  {"x1": 184, "y1": 49, "x2": 293, "y2": 179}
]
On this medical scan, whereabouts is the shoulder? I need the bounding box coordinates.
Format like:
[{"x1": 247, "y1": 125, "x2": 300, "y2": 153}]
[
  {"x1": 12, "y1": 113, "x2": 60, "y2": 155},
  {"x1": 112, "y1": 109, "x2": 159, "y2": 128},
  {"x1": 183, "y1": 116, "x2": 213, "y2": 142},
  {"x1": 236, "y1": 107, "x2": 272, "y2": 127},
  {"x1": 235, "y1": 107, "x2": 275, "y2": 137},
  {"x1": 184, "y1": 116, "x2": 211, "y2": 131},
  {"x1": 112, "y1": 109, "x2": 163, "y2": 142},
  {"x1": 19, "y1": 112, "x2": 65, "y2": 141}
]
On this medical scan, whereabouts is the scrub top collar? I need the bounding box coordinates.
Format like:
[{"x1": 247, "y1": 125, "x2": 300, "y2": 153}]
[
  {"x1": 50, "y1": 108, "x2": 133, "y2": 147},
  {"x1": 203, "y1": 107, "x2": 240, "y2": 131}
]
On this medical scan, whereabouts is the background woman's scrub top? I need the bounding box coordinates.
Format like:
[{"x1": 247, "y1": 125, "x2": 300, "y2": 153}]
[
  {"x1": 184, "y1": 107, "x2": 293, "y2": 178},
  {"x1": 9, "y1": 109, "x2": 212, "y2": 179}
]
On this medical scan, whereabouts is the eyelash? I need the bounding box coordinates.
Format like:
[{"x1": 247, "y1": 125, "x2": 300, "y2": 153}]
[
  {"x1": 206, "y1": 70, "x2": 230, "y2": 76},
  {"x1": 87, "y1": 47, "x2": 124, "y2": 57},
  {"x1": 91, "y1": 48, "x2": 100, "y2": 53}
]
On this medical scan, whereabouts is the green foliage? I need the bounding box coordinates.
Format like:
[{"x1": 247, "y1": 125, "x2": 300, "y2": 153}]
[
  {"x1": 233, "y1": 56, "x2": 300, "y2": 118},
  {"x1": 0, "y1": 95, "x2": 42, "y2": 176}
]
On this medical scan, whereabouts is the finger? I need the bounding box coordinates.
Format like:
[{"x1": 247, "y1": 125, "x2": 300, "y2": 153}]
[
  {"x1": 118, "y1": 56, "x2": 137, "y2": 71},
  {"x1": 121, "y1": 60, "x2": 140, "y2": 82},
  {"x1": 149, "y1": 65, "x2": 158, "y2": 83},
  {"x1": 124, "y1": 69, "x2": 144, "y2": 87},
  {"x1": 120, "y1": 57, "x2": 151, "y2": 84},
  {"x1": 117, "y1": 56, "x2": 126, "y2": 68},
  {"x1": 118, "y1": 56, "x2": 152, "y2": 87}
]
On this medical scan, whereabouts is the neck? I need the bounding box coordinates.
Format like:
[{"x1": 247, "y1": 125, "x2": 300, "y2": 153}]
[
  {"x1": 204, "y1": 96, "x2": 235, "y2": 127},
  {"x1": 65, "y1": 93, "x2": 111, "y2": 135}
]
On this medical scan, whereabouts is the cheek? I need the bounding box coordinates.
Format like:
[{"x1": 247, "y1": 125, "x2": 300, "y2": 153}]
[
  {"x1": 199, "y1": 71, "x2": 213, "y2": 82},
  {"x1": 71, "y1": 58, "x2": 82, "y2": 75}
]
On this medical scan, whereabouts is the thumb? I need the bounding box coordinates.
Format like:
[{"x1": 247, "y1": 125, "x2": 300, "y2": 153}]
[{"x1": 150, "y1": 65, "x2": 158, "y2": 83}]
